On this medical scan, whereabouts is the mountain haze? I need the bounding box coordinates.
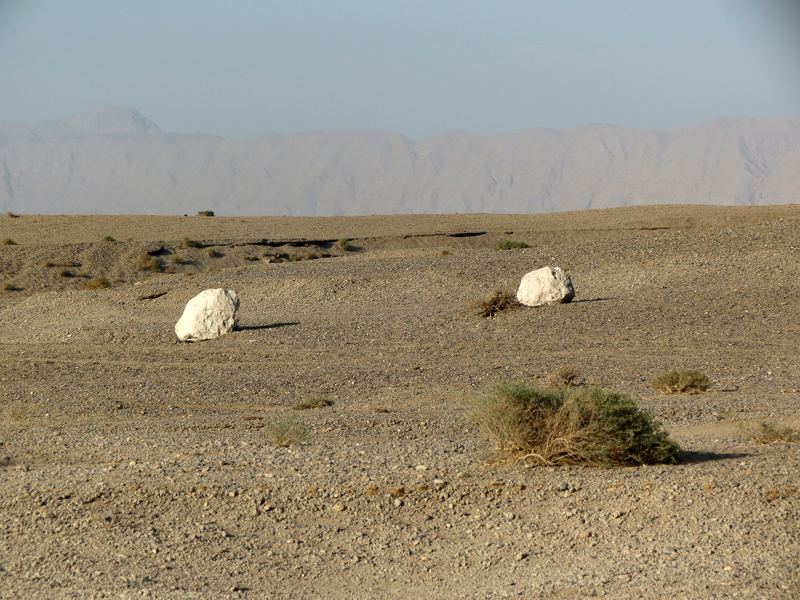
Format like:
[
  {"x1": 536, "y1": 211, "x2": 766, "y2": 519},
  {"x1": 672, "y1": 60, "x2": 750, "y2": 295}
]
[{"x1": 1, "y1": 107, "x2": 798, "y2": 215}]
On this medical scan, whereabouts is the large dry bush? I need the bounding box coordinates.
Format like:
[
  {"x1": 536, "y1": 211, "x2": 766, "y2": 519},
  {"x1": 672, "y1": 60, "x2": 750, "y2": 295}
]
[{"x1": 466, "y1": 381, "x2": 680, "y2": 467}]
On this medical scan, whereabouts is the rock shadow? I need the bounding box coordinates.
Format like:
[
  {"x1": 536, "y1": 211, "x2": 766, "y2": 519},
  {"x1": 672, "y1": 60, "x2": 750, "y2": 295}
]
[{"x1": 235, "y1": 322, "x2": 300, "y2": 331}]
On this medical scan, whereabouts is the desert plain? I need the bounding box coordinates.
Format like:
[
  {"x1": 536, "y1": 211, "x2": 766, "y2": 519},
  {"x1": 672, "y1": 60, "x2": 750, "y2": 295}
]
[{"x1": 0, "y1": 204, "x2": 799, "y2": 599}]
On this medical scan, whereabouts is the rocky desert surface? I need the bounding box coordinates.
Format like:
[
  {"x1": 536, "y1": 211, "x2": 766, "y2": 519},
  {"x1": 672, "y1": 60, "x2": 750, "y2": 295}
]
[{"x1": 0, "y1": 204, "x2": 798, "y2": 599}]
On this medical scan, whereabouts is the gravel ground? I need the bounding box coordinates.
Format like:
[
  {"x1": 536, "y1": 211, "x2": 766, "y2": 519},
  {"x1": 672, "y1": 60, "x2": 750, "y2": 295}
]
[{"x1": 0, "y1": 206, "x2": 799, "y2": 599}]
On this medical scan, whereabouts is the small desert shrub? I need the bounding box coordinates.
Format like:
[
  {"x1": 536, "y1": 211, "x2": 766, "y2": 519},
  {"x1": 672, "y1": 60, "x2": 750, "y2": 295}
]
[
  {"x1": 181, "y1": 237, "x2": 200, "y2": 248},
  {"x1": 741, "y1": 421, "x2": 800, "y2": 444},
  {"x1": 6, "y1": 211, "x2": 19, "y2": 218},
  {"x1": 465, "y1": 380, "x2": 681, "y2": 467},
  {"x1": 136, "y1": 254, "x2": 163, "y2": 272},
  {"x1": 43, "y1": 260, "x2": 56, "y2": 268},
  {"x1": 2, "y1": 238, "x2": 17, "y2": 245},
  {"x1": 83, "y1": 277, "x2": 111, "y2": 290},
  {"x1": 170, "y1": 254, "x2": 186, "y2": 264},
  {"x1": 3, "y1": 282, "x2": 18, "y2": 291},
  {"x1": 292, "y1": 396, "x2": 333, "y2": 410},
  {"x1": 266, "y1": 419, "x2": 309, "y2": 447},
  {"x1": 101, "y1": 235, "x2": 116, "y2": 242},
  {"x1": 197, "y1": 210, "x2": 215, "y2": 217},
  {"x1": 494, "y1": 239, "x2": 530, "y2": 250},
  {"x1": 58, "y1": 268, "x2": 74, "y2": 277},
  {"x1": 651, "y1": 369, "x2": 711, "y2": 394},
  {"x1": 337, "y1": 238, "x2": 353, "y2": 252},
  {"x1": 440, "y1": 250, "x2": 450, "y2": 256},
  {"x1": 545, "y1": 366, "x2": 581, "y2": 388},
  {"x1": 206, "y1": 247, "x2": 218, "y2": 258},
  {"x1": 471, "y1": 290, "x2": 521, "y2": 318}
]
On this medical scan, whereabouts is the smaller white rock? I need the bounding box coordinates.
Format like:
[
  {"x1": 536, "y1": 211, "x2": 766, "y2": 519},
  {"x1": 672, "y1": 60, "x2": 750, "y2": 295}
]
[
  {"x1": 516, "y1": 266, "x2": 575, "y2": 307},
  {"x1": 175, "y1": 288, "x2": 240, "y2": 342}
]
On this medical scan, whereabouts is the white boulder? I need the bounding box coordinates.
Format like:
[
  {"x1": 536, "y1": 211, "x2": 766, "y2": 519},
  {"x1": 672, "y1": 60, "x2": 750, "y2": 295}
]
[
  {"x1": 516, "y1": 267, "x2": 575, "y2": 307},
  {"x1": 175, "y1": 288, "x2": 240, "y2": 342}
]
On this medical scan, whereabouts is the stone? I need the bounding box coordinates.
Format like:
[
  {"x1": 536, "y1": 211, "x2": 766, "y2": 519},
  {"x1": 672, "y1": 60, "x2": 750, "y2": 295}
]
[
  {"x1": 516, "y1": 266, "x2": 575, "y2": 307},
  {"x1": 175, "y1": 288, "x2": 240, "y2": 342}
]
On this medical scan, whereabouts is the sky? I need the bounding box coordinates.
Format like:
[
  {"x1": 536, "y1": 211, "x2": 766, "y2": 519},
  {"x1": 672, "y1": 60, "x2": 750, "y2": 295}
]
[{"x1": 1, "y1": 0, "x2": 799, "y2": 141}]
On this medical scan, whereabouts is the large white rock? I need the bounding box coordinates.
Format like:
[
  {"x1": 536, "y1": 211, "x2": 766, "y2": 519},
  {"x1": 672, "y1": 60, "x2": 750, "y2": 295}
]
[
  {"x1": 175, "y1": 289, "x2": 240, "y2": 342},
  {"x1": 516, "y1": 267, "x2": 575, "y2": 307}
]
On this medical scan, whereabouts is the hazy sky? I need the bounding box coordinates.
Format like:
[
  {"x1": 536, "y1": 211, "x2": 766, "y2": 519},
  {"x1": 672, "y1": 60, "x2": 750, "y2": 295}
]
[{"x1": 1, "y1": 0, "x2": 799, "y2": 140}]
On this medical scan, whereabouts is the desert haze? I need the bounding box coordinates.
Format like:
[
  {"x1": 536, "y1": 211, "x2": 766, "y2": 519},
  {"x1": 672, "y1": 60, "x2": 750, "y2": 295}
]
[
  {"x1": 1, "y1": 106, "x2": 799, "y2": 216},
  {"x1": 0, "y1": 205, "x2": 798, "y2": 599}
]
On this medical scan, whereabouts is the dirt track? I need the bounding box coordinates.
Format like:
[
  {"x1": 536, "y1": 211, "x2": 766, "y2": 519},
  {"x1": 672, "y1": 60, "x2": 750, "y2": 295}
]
[{"x1": 1, "y1": 205, "x2": 799, "y2": 599}]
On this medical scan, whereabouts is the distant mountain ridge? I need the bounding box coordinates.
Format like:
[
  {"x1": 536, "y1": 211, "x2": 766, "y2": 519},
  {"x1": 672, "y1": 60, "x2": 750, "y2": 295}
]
[{"x1": 1, "y1": 106, "x2": 798, "y2": 215}]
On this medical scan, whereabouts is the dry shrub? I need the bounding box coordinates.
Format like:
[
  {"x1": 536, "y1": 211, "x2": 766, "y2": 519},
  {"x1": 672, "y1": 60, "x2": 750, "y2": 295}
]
[
  {"x1": 2, "y1": 238, "x2": 17, "y2": 245},
  {"x1": 651, "y1": 369, "x2": 711, "y2": 394},
  {"x1": 465, "y1": 380, "x2": 680, "y2": 467},
  {"x1": 741, "y1": 421, "x2": 800, "y2": 445},
  {"x1": 471, "y1": 290, "x2": 521, "y2": 318},
  {"x1": 101, "y1": 235, "x2": 116, "y2": 242},
  {"x1": 545, "y1": 366, "x2": 581, "y2": 388},
  {"x1": 292, "y1": 396, "x2": 333, "y2": 410},
  {"x1": 494, "y1": 239, "x2": 530, "y2": 250},
  {"x1": 181, "y1": 237, "x2": 200, "y2": 248},
  {"x1": 197, "y1": 210, "x2": 215, "y2": 217},
  {"x1": 337, "y1": 238, "x2": 353, "y2": 252},
  {"x1": 266, "y1": 419, "x2": 309, "y2": 447},
  {"x1": 83, "y1": 277, "x2": 112, "y2": 290},
  {"x1": 6, "y1": 211, "x2": 19, "y2": 218},
  {"x1": 136, "y1": 254, "x2": 163, "y2": 272}
]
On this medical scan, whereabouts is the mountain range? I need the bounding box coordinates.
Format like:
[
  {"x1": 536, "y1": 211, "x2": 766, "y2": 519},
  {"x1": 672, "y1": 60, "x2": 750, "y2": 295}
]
[{"x1": 1, "y1": 106, "x2": 798, "y2": 216}]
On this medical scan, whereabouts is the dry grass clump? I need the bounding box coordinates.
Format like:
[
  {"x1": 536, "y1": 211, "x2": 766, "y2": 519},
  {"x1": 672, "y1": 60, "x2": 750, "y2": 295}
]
[
  {"x1": 494, "y1": 239, "x2": 530, "y2": 250},
  {"x1": 6, "y1": 211, "x2": 19, "y2": 218},
  {"x1": 170, "y1": 254, "x2": 187, "y2": 264},
  {"x1": 545, "y1": 366, "x2": 582, "y2": 388},
  {"x1": 337, "y1": 238, "x2": 353, "y2": 252},
  {"x1": 741, "y1": 421, "x2": 800, "y2": 445},
  {"x1": 197, "y1": 210, "x2": 215, "y2": 216},
  {"x1": 101, "y1": 235, "x2": 116, "y2": 242},
  {"x1": 465, "y1": 380, "x2": 680, "y2": 467},
  {"x1": 2, "y1": 238, "x2": 17, "y2": 245},
  {"x1": 181, "y1": 237, "x2": 200, "y2": 248},
  {"x1": 651, "y1": 369, "x2": 711, "y2": 394},
  {"x1": 136, "y1": 254, "x2": 163, "y2": 272},
  {"x1": 83, "y1": 277, "x2": 112, "y2": 290},
  {"x1": 3, "y1": 282, "x2": 18, "y2": 291},
  {"x1": 206, "y1": 247, "x2": 219, "y2": 258},
  {"x1": 471, "y1": 290, "x2": 521, "y2": 318},
  {"x1": 292, "y1": 396, "x2": 334, "y2": 410},
  {"x1": 266, "y1": 419, "x2": 309, "y2": 447}
]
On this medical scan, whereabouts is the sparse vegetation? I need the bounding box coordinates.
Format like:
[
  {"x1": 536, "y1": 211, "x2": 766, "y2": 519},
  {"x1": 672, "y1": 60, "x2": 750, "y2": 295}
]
[
  {"x1": 440, "y1": 250, "x2": 450, "y2": 256},
  {"x1": 465, "y1": 380, "x2": 681, "y2": 467},
  {"x1": 741, "y1": 421, "x2": 800, "y2": 444},
  {"x1": 494, "y1": 239, "x2": 530, "y2": 250},
  {"x1": 170, "y1": 254, "x2": 186, "y2": 264},
  {"x1": 181, "y1": 237, "x2": 200, "y2": 248},
  {"x1": 102, "y1": 235, "x2": 116, "y2": 242},
  {"x1": 292, "y1": 396, "x2": 334, "y2": 410},
  {"x1": 266, "y1": 419, "x2": 309, "y2": 447},
  {"x1": 197, "y1": 210, "x2": 215, "y2": 217},
  {"x1": 337, "y1": 238, "x2": 354, "y2": 252},
  {"x1": 136, "y1": 254, "x2": 164, "y2": 272},
  {"x1": 651, "y1": 369, "x2": 711, "y2": 394},
  {"x1": 6, "y1": 211, "x2": 19, "y2": 218},
  {"x1": 83, "y1": 277, "x2": 112, "y2": 290},
  {"x1": 206, "y1": 248, "x2": 219, "y2": 258},
  {"x1": 58, "y1": 268, "x2": 74, "y2": 278},
  {"x1": 471, "y1": 290, "x2": 521, "y2": 318},
  {"x1": 3, "y1": 282, "x2": 18, "y2": 291},
  {"x1": 43, "y1": 261, "x2": 56, "y2": 268},
  {"x1": 2, "y1": 238, "x2": 17, "y2": 245}
]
